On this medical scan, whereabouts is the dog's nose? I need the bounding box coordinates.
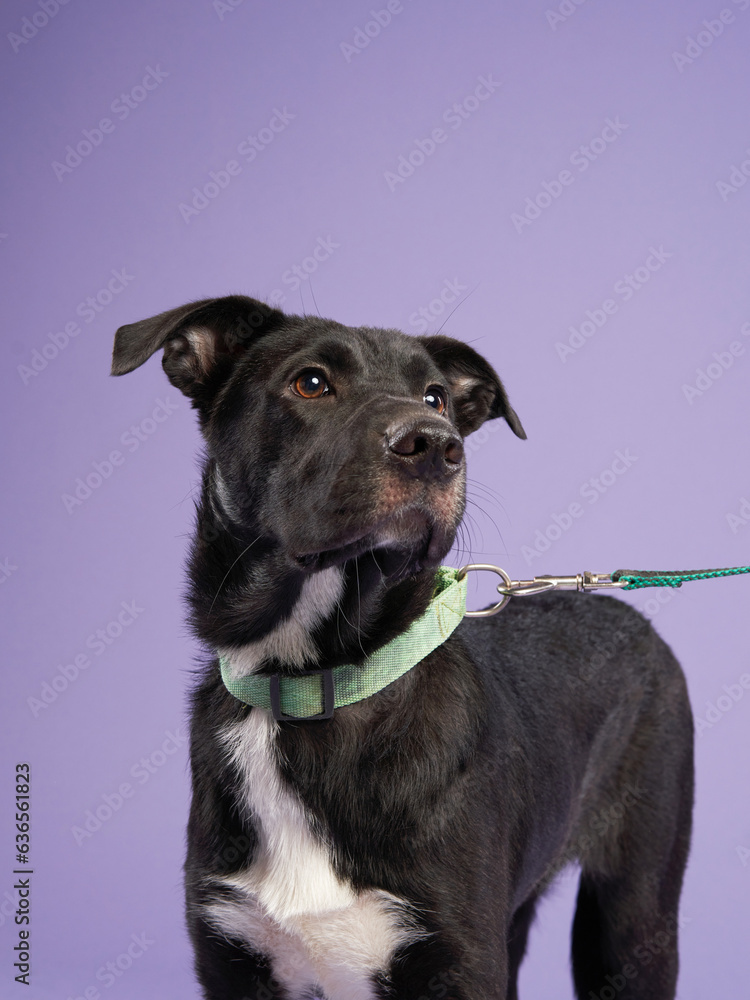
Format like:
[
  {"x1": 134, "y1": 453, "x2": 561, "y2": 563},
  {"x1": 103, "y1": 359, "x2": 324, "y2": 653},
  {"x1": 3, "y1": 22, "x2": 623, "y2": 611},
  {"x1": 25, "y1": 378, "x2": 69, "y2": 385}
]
[{"x1": 386, "y1": 421, "x2": 464, "y2": 480}]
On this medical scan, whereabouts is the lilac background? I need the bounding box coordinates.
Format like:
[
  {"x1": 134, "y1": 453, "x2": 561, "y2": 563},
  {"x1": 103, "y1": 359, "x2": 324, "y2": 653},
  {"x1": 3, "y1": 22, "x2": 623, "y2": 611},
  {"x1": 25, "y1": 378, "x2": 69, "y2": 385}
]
[{"x1": 1, "y1": 0, "x2": 749, "y2": 997}]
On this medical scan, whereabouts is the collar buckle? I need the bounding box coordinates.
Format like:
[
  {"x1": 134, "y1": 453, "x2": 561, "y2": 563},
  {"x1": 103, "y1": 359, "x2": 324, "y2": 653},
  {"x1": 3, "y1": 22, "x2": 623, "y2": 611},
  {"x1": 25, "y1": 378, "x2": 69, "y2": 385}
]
[{"x1": 269, "y1": 669, "x2": 335, "y2": 722}]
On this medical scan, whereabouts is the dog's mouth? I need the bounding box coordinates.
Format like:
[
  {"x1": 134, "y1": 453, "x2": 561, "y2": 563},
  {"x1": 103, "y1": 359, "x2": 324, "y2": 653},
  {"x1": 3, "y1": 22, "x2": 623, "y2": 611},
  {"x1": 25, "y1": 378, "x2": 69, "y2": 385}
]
[{"x1": 293, "y1": 508, "x2": 451, "y2": 580}]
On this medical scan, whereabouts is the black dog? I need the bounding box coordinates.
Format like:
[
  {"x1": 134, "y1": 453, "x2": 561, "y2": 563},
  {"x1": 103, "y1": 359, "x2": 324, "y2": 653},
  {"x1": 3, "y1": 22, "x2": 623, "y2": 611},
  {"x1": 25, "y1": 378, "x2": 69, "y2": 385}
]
[{"x1": 111, "y1": 296, "x2": 693, "y2": 1000}]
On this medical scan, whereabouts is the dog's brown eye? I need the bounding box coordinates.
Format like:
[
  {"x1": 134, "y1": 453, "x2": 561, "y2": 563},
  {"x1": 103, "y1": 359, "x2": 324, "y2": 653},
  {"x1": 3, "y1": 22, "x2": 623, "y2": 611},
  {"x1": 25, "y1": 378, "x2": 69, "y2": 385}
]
[
  {"x1": 292, "y1": 370, "x2": 329, "y2": 398},
  {"x1": 424, "y1": 386, "x2": 446, "y2": 415}
]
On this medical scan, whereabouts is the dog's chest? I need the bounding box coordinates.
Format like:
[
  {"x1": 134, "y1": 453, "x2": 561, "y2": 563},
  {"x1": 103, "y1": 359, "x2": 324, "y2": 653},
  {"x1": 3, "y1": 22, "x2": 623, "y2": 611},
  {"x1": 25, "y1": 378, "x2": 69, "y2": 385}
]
[{"x1": 203, "y1": 711, "x2": 426, "y2": 1000}]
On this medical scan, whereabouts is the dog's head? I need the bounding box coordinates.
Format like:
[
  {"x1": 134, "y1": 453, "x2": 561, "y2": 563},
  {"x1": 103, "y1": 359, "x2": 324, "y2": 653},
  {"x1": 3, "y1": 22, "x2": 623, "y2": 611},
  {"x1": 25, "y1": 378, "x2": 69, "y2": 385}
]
[{"x1": 112, "y1": 295, "x2": 525, "y2": 584}]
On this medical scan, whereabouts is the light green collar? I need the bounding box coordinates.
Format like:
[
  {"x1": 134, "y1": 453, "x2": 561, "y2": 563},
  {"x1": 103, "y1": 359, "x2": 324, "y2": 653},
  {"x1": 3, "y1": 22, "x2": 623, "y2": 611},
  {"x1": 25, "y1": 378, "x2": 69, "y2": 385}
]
[{"x1": 219, "y1": 566, "x2": 466, "y2": 721}]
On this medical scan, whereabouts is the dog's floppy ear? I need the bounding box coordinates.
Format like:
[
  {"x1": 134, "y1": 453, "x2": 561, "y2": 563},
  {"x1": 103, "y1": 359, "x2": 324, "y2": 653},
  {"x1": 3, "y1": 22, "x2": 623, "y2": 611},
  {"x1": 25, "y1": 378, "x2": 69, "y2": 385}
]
[
  {"x1": 416, "y1": 334, "x2": 526, "y2": 439},
  {"x1": 111, "y1": 295, "x2": 285, "y2": 402}
]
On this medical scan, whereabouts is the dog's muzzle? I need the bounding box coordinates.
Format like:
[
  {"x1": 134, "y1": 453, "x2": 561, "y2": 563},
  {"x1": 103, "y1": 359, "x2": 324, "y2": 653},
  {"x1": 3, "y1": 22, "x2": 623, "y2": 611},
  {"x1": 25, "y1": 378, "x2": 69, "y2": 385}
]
[{"x1": 386, "y1": 418, "x2": 464, "y2": 482}]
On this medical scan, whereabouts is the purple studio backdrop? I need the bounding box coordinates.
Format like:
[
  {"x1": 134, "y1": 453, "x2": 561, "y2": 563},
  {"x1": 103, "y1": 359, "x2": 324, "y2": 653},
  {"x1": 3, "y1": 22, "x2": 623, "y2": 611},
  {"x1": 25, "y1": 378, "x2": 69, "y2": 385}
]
[{"x1": 1, "y1": 0, "x2": 749, "y2": 997}]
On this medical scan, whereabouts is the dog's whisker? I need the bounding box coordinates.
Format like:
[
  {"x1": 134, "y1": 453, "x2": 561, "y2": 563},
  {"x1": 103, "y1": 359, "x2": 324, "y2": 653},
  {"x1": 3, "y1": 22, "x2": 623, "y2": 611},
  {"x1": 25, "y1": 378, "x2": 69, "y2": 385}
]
[
  {"x1": 334, "y1": 594, "x2": 355, "y2": 648},
  {"x1": 207, "y1": 534, "x2": 263, "y2": 615},
  {"x1": 308, "y1": 279, "x2": 322, "y2": 319},
  {"x1": 354, "y1": 559, "x2": 367, "y2": 658},
  {"x1": 465, "y1": 495, "x2": 500, "y2": 529},
  {"x1": 335, "y1": 599, "x2": 350, "y2": 649},
  {"x1": 453, "y1": 522, "x2": 474, "y2": 566},
  {"x1": 168, "y1": 481, "x2": 202, "y2": 512},
  {"x1": 464, "y1": 498, "x2": 508, "y2": 555},
  {"x1": 467, "y1": 478, "x2": 507, "y2": 503},
  {"x1": 450, "y1": 521, "x2": 466, "y2": 562},
  {"x1": 463, "y1": 500, "x2": 501, "y2": 540},
  {"x1": 464, "y1": 498, "x2": 502, "y2": 546},
  {"x1": 459, "y1": 506, "x2": 487, "y2": 557},
  {"x1": 433, "y1": 282, "x2": 479, "y2": 337},
  {"x1": 466, "y1": 484, "x2": 508, "y2": 516}
]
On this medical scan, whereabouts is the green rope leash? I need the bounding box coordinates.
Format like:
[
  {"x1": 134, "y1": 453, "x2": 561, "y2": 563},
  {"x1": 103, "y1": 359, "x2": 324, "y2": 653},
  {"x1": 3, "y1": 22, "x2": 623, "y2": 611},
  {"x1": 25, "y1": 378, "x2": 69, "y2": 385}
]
[
  {"x1": 612, "y1": 565, "x2": 750, "y2": 590},
  {"x1": 460, "y1": 562, "x2": 750, "y2": 615}
]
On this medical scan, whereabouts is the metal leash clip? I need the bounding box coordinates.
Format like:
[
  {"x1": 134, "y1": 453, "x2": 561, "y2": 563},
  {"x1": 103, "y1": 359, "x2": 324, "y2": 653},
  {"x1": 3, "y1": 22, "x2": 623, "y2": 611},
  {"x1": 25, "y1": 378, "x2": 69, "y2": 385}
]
[{"x1": 457, "y1": 564, "x2": 628, "y2": 618}]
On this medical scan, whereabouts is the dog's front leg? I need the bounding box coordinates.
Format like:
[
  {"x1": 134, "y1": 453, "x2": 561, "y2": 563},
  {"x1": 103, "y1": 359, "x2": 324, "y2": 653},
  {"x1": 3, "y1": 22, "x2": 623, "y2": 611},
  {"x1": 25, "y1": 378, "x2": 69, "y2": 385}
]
[
  {"x1": 384, "y1": 937, "x2": 510, "y2": 1000},
  {"x1": 189, "y1": 913, "x2": 301, "y2": 1000}
]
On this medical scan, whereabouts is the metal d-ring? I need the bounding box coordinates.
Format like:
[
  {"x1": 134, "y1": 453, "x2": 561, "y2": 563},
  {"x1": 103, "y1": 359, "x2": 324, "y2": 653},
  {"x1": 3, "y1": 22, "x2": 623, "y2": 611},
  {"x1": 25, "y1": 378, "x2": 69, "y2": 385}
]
[{"x1": 457, "y1": 563, "x2": 514, "y2": 617}]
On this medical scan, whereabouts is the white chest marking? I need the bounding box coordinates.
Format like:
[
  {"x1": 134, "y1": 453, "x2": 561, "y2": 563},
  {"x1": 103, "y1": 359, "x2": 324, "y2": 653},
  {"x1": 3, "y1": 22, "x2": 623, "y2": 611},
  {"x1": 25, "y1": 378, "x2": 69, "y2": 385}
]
[
  {"x1": 203, "y1": 711, "x2": 428, "y2": 999},
  {"x1": 219, "y1": 566, "x2": 345, "y2": 680}
]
